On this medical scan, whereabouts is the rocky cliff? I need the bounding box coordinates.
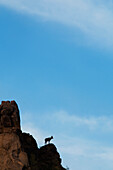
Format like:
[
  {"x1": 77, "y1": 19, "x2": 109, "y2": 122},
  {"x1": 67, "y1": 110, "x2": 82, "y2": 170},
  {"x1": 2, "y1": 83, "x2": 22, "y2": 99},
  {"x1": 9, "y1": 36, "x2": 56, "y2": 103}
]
[{"x1": 0, "y1": 101, "x2": 66, "y2": 170}]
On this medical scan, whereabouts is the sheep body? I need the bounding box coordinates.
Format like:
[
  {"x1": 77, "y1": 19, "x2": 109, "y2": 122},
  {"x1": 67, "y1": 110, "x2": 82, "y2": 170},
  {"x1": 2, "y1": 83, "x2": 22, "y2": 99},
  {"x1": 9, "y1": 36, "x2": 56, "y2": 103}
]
[{"x1": 45, "y1": 136, "x2": 53, "y2": 144}]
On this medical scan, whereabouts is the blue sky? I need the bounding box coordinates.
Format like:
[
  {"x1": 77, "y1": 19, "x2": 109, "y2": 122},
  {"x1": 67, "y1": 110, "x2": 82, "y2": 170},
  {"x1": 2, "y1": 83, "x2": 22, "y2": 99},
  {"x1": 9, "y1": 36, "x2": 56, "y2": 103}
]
[{"x1": 0, "y1": 1, "x2": 113, "y2": 170}]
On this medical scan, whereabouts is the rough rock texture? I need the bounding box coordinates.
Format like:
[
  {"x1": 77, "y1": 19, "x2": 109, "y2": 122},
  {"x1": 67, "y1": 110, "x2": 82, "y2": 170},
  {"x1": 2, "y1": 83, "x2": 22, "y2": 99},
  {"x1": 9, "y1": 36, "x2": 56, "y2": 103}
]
[
  {"x1": 0, "y1": 100, "x2": 20, "y2": 133},
  {"x1": 0, "y1": 133, "x2": 30, "y2": 170},
  {"x1": 0, "y1": 101, "x2": 66, "y2": 170}
]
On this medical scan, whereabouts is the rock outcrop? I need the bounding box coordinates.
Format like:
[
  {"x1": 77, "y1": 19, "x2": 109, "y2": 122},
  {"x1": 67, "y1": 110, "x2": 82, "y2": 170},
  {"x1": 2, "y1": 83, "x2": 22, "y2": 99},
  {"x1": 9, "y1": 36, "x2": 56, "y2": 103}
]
[
  {"x1": 37, "y1": 144, "x2": 65, "y2": 170},
  {"x1": 0, "y1": 101, "x2": 20, "y2": 133},
  {"x1": 0, "y1": 101, "x2": 66, "y2": 170}
]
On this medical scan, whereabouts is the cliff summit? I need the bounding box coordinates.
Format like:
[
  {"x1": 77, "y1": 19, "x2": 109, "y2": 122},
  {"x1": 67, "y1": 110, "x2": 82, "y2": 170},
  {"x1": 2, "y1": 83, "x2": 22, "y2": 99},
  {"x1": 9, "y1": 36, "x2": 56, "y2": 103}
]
[{"x1": 0, "y1": 100, "x2": 66, "y2": 170}]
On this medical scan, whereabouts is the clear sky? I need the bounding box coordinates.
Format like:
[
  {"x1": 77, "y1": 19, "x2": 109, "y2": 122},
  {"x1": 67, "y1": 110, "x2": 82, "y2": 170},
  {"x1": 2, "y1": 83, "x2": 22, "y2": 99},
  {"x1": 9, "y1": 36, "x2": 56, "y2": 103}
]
[{"x1": 0, "y1": 1, "x2": 113, "y2": 170}]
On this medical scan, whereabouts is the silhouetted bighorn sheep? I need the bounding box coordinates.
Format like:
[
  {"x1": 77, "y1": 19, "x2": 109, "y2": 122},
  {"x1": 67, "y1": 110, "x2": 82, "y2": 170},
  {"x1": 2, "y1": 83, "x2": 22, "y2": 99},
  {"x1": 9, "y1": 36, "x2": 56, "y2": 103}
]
[{"x1": 45, "y1": 136, "x2": 53, "y2": 144}]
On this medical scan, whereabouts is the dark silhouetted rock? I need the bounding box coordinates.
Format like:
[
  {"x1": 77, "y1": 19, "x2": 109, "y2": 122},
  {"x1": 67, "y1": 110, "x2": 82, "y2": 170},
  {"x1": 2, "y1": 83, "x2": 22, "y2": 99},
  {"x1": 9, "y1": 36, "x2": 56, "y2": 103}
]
[
  {"x1": 0, "y1": 100, "x2": 66, "y2": 170},
  {"x1": 37, "y1": 144, "x2": 66, "y2": 170}
]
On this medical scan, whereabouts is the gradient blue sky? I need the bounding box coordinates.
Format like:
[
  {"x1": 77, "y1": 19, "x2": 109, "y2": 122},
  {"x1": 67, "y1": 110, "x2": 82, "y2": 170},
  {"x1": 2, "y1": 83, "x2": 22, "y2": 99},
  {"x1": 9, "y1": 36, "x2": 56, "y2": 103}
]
[{"x1": 0, "y1": 1, "x2": 113, "y2": 170}]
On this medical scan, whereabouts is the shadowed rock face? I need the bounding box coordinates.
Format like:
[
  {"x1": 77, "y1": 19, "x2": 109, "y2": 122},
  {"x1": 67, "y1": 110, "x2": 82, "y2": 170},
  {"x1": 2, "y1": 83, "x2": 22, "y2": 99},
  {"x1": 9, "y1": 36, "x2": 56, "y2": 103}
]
[
  {"x1": 0, "y1": 101, "x2": 66, "y2": 170},
  {"x1": 37, "y1": 144, "x2": 66, "y2": 170}
]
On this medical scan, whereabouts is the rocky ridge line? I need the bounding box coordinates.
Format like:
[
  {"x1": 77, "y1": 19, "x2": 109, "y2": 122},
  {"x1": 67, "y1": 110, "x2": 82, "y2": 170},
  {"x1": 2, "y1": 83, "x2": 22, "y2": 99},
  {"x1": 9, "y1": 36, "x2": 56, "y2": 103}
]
[{"x1": 0, "y1": 100, "x2": 66, "y2": 170}]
